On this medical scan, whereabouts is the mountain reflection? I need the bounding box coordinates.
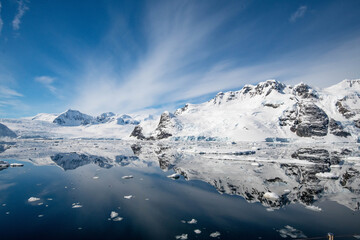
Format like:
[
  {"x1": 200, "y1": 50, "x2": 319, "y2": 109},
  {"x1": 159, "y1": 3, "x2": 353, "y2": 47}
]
[{"x1": 1, "y1": 139, "x2": 359, "y2": 211}]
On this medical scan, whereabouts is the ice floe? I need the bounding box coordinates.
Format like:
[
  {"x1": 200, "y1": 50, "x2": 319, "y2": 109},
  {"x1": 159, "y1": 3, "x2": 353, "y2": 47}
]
[
  {"x1": 305, "y1": 205, "x2": 322, "y2": 212},
  {"x1": 72, "y1": 203, "x2": 83, "y2": 208},
  {"x1": 187, "y1": 219, "x2": 197, "y2": 224},
  {"x1": 210, "y1": 231, "x2": 221, "y2": 237},
  {"x1": 122, "y1": 175, "x2": 133, "y2": 179},
  {"x1": 278, "y1": 225, "x2": 306, "y2": 239},
  {"x1": 28, "y1": 197, "x2": 41, "y2": 202},
  {"x1": 124, "y1": 195, "x2": 133, "y2": 199},
  {"x1": 194, "y1": 229, "x2": 201, "y2": 234},
  {"x1": 175, "y1": 233, "x2": 188, "y2": 239},
  {"x1": 167, "y1": 173, "x2": 180, "y2": 179}
]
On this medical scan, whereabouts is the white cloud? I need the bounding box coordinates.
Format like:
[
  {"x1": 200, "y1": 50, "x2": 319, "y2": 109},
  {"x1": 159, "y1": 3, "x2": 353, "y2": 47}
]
[
  {"x1": 12, "y1": 0, "x2": 29, "y2": 31},
  {"x1": 68, "y1": 1, "x2": 359, "y2": 115},
  {"x1": 35, "y1": 76, "x2": 57, "y2": 94},
  {"x1": 0, "y1": 85, "x2": 23, "y2": 98},
  {"x1": 290, "y1": 6, "x2": 307, "y2": 22},
  {"x1": 0, "y1": 2, "x2": 3, "y2": 35}
]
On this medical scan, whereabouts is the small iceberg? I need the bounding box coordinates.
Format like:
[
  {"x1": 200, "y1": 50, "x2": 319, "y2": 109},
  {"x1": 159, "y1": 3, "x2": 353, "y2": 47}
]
[
  {"x1": 305, "y1": 205, "x2": 322, "y2": 212},
  {"x1": 210, "y1": 231, "x2": 221, "y2": 238},
  {"x1": 167, "y1": 173, "x2": 180, "y2": 179},
  {"x1": 194, "y1": 229, "x2": 201, "y2": 234},
  {"x1": 28, "y1": 197, "x2": 41, "y2": 202},
  {"x1": 124, "y1": 195, "x2": 133, "y2": 199},
  {"x1": 122, "y1": 175, "x2": 133, "y2": 179},
  {"x1": 187, "y1": 219, "x2": 197, "y2": 224},
  {"x1": 175, "y1": 234, "x2": 188, "y2": 239},
  {"x1": 72, "y1": 203, "x2": 83, "y2": 208},
  {"x1": 110, "y1": 211, "x2": 123, "y2": 221}
]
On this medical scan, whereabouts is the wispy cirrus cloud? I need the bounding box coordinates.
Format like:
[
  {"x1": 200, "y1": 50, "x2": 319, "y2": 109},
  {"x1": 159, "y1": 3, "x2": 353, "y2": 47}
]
[
  {"x1": 35, "y1": 76, "x2": 57, "y2": 94},
  {"x1": 67, "y1": 1, "x2": 360, "y2": 115},
  {"x1": 12, "y1": 0, "x2": 29, "y2": 30},
  {"x1": 290, "y1": 6, "x2": 307, "y2": 22}
]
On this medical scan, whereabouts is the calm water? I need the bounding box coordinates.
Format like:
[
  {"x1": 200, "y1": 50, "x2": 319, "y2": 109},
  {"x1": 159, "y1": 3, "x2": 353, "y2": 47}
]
[{"x1": 0, "y1": 140, "x2": 359, "y2": 240}]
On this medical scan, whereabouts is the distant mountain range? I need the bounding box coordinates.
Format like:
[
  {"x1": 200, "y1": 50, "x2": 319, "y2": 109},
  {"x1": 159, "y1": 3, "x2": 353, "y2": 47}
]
[{"x1": 1, "y1": 79, "x2": 359, "y2": 142}]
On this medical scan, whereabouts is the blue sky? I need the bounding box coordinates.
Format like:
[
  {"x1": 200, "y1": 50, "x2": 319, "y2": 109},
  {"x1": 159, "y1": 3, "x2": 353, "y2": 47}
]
[{"x1": 0, "y1": 0, "x2": 359, "y2": 118}]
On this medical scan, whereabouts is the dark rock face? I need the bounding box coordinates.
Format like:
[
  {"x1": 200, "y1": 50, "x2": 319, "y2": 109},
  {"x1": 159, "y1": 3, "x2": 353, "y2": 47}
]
[
  {"x1": 155, "y1": 112, "x2": 180, "y2": 139},
  {"x1": 130, "y1": 126, "x2": 146, "y2": 140},
  {"x1": 336, "y1": 100, "x2": 355, "y2": 119},
  {"x1": 0, "y1": 123, "x2": 17, "y2": 138},
  {"x1": 253, "y1": 80, "x2": 286, "y2": 96},
  {"x1": 264, "y1": 103, "x2": 281, "y2": 108},
  {"x1": 291, "y1": 148, "x2": 351, "y2": 165},
  {"x1": 340, "y1": 168, "x2": 360, "y2": 193},
  {"x1": 292, "y1": 83, "x2": 318, "y2": 99},
  {"x1": 290, "y1": 103, "x2": 329, "y2": 137},
  {"x1": 291, "y1": 148, "x2": 330, "y2": 164},
  {"x1": 329, "y1": 119, "x2": 351, "y2": 137}
]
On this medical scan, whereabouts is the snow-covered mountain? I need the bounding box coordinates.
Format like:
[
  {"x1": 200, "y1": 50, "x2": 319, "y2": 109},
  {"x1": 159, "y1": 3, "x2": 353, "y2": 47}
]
[
  {"x1": 53, "y1": 109, "x2": 94, "y2": 126},
  {"x1": 0, "y1": 123, "x2": 17, "y2": 138},
  {"x1": 131, "y1": 79, "x2": 360, "y2": 142},
  {"x1": 0, "y1": 109, "x2": 152, "y2": 139}
]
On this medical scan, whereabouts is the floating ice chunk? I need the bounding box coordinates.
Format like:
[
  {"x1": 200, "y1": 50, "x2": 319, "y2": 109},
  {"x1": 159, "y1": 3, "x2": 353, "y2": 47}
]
[
  {"x1": 110, "y1": 211, "x2": 118, "y2": 219},
  {"x1": 10, "y1": 163, "x2": 24, "y2": 167},
  {"x1": 278, "y1": 225, "x2": 306, "y2": 239},
  {"x1": 353, "y1": 235, "x2": 360, "y2": 239},
  {"x1": 28, "y1": 197, "x2": 40, "y2": 202},
  {"x1": 266, "y1": 208, "x2": 274, "y2": 212},
  {"x1": 167, "y1": 173, "x2": 180, "y2": 179},
  {"x1": 47, "y1": 198, "x2": 53, "y2": 201},
  {"x1": 181, "y1": 220, "x2": 186, "y2": 223},
  {"x1": 78, "y1": 227, "x2": 82, "y2": 230},
  {"x1": 124, "y1": 195, "x2": 133, "y2": 199},
  {"x1": 72, "y1": 203, "x2": 83, "y2": 208},
  {"x1": 264, "y1": 192, "x2": 279, "y2": 201},
  {"x1": 194, "y1": 229, "x2": 201, "y2": 234},
  {"x1": 2, "y1": 204, "x2": 6, "y2": 206},
  {"x1": 187, "y1": 219, "x2": 197, "y2": 224},
  {"x1": 122, "y1": 175, "x2": 133, "y2": 179},
  {"x1": 283, "y1": 189, "x2": 291, "y2": 193},
  {"x1": 38, "y1": 202, "x2": 43, "y2": 206},
  {"x1": 305, "y1": 205, "x2": 322, "y2": 212},
  {"x1": 210, "y1": 231, "x2": 221, "y2": 238},
  {"x1": 93, "y1": 176, "x2": 99, "y2": 179},
  {"x1": 38, "y1": 214, "x2": 44, "y2": 218},
  {"x1": 175, "y1": 234, "x2": 188, "y2": 239},
  {"x1": 113, "y1": 217, "x2": 123, "y2": 221},
  {"x1": 5, "y1": 212, "x2": 10, "y2": 215},
  {"x1": 315, "y1": 172, "x2": 339, "y2": 179}
]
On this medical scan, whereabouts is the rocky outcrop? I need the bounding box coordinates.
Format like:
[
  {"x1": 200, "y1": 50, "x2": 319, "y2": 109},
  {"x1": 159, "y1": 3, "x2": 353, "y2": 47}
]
[
  {"x1": 130, "y1": 126, "x2": 146, "y2": 140},
  {"x1": 292, "y1": 83, "x2": 318, "y2": 99},
  {"x1": 329, "y1": 118, "x2": 351, "y2": 137},
  {"x1": 154, "y1": 112, "x2": 181, "y2": 139},
  {"x1": 0, "y1": 123, "x2": 17, "y2": 138},
  {"x1": 289, "y1": 103, "x2": 329, "y2": 137}
]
